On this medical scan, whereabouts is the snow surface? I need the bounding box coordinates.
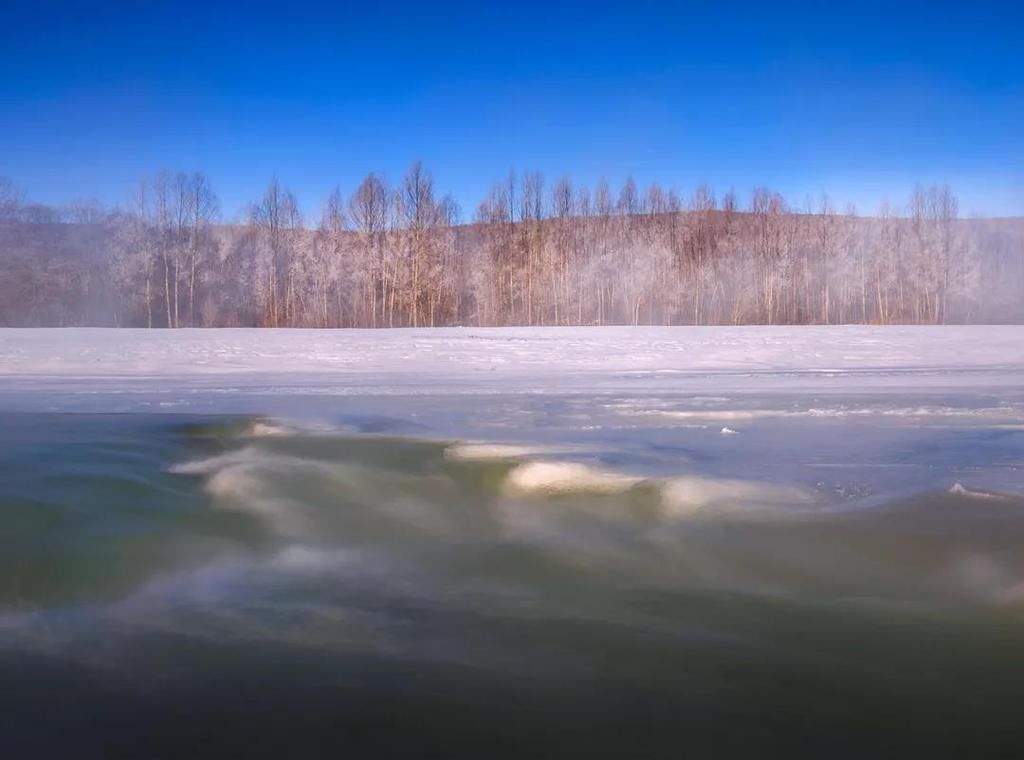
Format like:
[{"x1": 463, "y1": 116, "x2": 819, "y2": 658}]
[{"x1": 0, "y1": 325, "x2": 1021, "y2": 392}]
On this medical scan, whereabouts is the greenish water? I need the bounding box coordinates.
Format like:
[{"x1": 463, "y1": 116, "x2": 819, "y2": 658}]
[{"x1": 2, "y1": 413, "x2": 1024, "y2": 758}]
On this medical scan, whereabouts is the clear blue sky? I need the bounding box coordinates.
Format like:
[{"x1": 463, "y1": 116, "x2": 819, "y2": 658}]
[{"x1": 2, "y1": 0, "x2": 1021, "y2": 219}]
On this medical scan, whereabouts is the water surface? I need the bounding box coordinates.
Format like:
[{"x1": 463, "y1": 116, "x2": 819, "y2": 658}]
[{"x1": 2, "y1": 411, "x2": 1024, "y2": 758}]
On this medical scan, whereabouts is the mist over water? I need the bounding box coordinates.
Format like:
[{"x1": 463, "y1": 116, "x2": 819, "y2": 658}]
[
  {"x1": 3, "y1": 0, "x2": 1022, "y2": 753},
  {"x1": 2, "y1": 410, "x2": 1024, "y2": 758}
]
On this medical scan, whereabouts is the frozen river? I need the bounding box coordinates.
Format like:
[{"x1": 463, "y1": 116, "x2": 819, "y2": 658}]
[{"x1": 1, "y1": 326, "x2": 1023, "y2": 757}]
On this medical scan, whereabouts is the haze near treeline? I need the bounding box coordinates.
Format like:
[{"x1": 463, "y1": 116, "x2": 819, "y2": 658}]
[{"x1": 1, "y1": 169, "x2": 1022, "y2": 327}]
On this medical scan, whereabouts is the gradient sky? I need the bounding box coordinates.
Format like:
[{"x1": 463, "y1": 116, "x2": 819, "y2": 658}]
[{"x1": 2, "y1": 0, "x2": 1021, "y2": 220}]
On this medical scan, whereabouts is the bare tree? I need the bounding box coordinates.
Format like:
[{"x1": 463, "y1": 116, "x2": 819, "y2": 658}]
[
  {"x1": 250, "y1": 177, "x2": 302, "y2": 326},
  {"x1": 186, "y1": 173, "x2": 219, "y2": 327},
  {"x1": 349, "y1": 172, "x2": 389, "y2": 327},
  {"x1": 3, "y1": 170, "x2": 1015, "y2": 329},
  {"x1": 0, "y1": 177, "x2": 25, "y2": 222}
]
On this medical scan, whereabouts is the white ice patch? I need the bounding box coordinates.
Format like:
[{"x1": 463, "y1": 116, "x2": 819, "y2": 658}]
[
  {"x1": 503, "y1": 461, "x2": 643, "y2": 496},
  {"x1": 645, "y1": 409, "x2": 777, "y2": 421},
  {"x1": 623, "y1": 404, "x2": 1023, "y2": 423},
  {"x1": 245, "y1": 419, "x2": 340, "y2": 437},
  {"x1": 502, "y1": 458, "x2": 809, "y2": 518},
  {"x1": 247, "y1": 421, "x2": 292, "y2": 437}
]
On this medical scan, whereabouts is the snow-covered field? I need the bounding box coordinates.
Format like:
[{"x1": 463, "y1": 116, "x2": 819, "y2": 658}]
[{"x1": 1, "y1": 324, "x2": 1022, "y2": 392}]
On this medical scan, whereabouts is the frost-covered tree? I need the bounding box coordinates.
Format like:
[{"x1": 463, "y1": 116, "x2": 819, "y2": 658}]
[{"x1": 1, "y1": 171, "x2": 1021, "y2": 327}]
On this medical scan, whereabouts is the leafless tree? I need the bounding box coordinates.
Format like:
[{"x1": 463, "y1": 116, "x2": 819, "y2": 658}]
[
  {"x1": 0, "y1": 177, "x2": 25, "y2": 222},
  {"x1": 2, "y1": 170, "x2": 1019, "y2": 328}
]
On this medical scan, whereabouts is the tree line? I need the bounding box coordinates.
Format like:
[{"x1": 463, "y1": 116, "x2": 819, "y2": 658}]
[{"x1": 1, "y1": 168, "x2": 1022, "y2": 327}]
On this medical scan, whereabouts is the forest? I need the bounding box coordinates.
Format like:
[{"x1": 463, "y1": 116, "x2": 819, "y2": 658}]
[{"x1": 1, "y1": 168, "x2": 1022, "y2": 327}]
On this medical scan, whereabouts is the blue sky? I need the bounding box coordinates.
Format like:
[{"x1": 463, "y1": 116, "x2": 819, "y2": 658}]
[{"x1": 2, "y1": 0, "x2": 1021, "y2": 219}]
